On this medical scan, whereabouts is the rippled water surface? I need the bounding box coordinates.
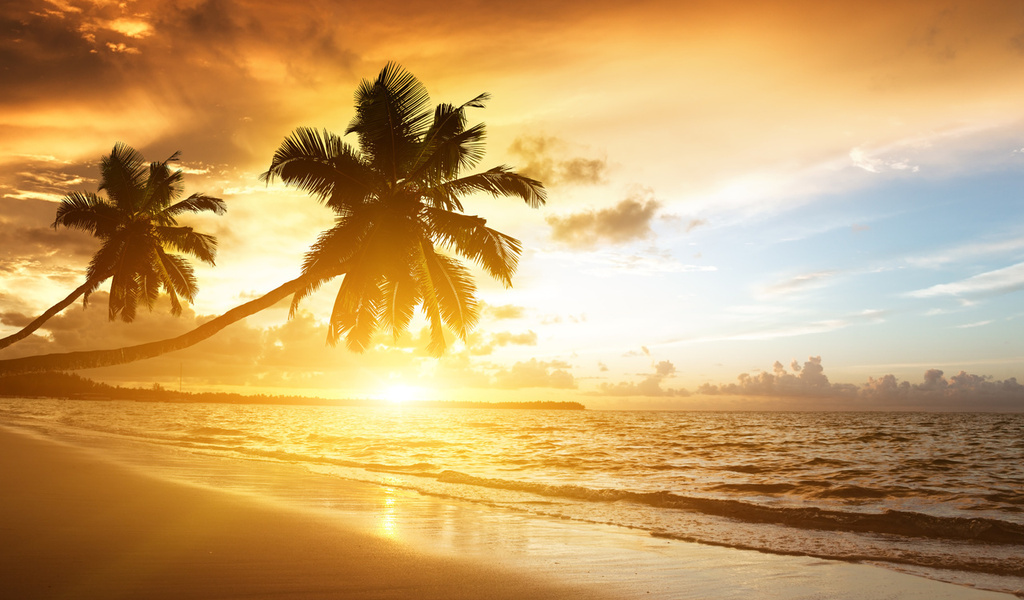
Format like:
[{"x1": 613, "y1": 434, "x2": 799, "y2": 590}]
[{"x1": 2, "y1": 399, "x2": 1022, "y2": 595}]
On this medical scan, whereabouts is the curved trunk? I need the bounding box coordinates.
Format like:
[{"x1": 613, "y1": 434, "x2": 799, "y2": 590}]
[
  {"x1": 0, "y1": 271, "x2": 338, "y2": 375},
  {"x1": 0, "y1": 278, "x2": 100, "y2": 351}
]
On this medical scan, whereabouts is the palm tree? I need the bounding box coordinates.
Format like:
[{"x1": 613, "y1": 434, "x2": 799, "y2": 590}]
[
  {"x1": 0, "y1": 63, "x2": 543, "y2": 374},
  {"x1": 0, "y1": 144, "x2": 225, "y2": 350},
  {"x1": 261, "y1": 62, "x2": 545, "y2": 355}
]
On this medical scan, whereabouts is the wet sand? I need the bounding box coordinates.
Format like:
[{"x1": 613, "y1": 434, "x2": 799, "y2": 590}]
[{"x1": 0, "y1": 425, "x2": 1015, "y2": 599}]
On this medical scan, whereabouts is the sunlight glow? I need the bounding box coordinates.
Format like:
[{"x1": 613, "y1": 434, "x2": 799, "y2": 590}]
[{"x1": 382, "y1": 385, "x2": 422, "y2": 405}]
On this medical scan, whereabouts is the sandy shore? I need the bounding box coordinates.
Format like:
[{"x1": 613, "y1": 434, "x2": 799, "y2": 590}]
[
  {"x1": 0, "y1": 426, "x2": 618, "y2": 600},
  {"x1": 0, "y1": 424, "x2": 1016, "y2": 599}
]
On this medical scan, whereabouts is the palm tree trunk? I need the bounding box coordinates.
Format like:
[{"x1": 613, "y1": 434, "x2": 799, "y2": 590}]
[
  {"x1": 0, "y1": 270, "x2": 338, "y2": 375},
  {"x1": 0, "y1": 278, "x2": 101, "y2": 351}
]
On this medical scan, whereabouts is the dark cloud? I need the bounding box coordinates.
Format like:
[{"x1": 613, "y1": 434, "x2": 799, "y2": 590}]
[
  {"x1": 0, "y1": 310, "x2": 32, "y2": 328},
  {"x1": 508, "y1": 136, "x2": 607, "y2": 186},
  {"x1": 0, "y1": 0, "x2": 361, "y2": 169},
  {"x1": 547, "y1": 191, "x2": 661, "y2": 248},
  {"x1": 0, "y1": 0, "x2": 126, "y2": 105},
  {"x1": 492, "y1": 358, "x2": 576, "y2": 389},
  {"x1": 0, "y1": 196, "x2": 96, "y2": 280}
]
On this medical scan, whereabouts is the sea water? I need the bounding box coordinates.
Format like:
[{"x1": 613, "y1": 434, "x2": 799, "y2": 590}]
[{"x1": 1, "y1": 398, "x2": 1021, "y2": 595}]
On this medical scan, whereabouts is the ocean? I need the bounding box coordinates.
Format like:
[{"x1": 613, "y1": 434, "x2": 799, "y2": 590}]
[{"x1": 1, "y1": 398, "x2": 1021, "y2": 596}]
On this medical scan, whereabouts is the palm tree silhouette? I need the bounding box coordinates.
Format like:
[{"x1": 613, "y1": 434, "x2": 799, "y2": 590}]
[
  {"x1": 261, "y1": 63, "x2": 544, "y2": 355},
  {"x1": 0, "y1": 144, "x2": 225, "y2": 351},
  {"x1": 0, "y1": 64, "x2": 543, "y2": 374}
]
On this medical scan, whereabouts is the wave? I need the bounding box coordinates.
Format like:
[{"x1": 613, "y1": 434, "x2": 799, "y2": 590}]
[{"x1": 433, "y1": 470, "x2": 1024, "y2": 546}]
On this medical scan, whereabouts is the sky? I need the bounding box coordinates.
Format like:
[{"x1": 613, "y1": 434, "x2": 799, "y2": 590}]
[{"x1": 2, "y1": 0, "x2": 1023, "y2": 410}]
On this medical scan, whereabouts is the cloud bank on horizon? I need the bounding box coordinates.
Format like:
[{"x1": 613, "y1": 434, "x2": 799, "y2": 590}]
[{"x1": 1, "y1": 0, "x2": 1023, "y2": 408}]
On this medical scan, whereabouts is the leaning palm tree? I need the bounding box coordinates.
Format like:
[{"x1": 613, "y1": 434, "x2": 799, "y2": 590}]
[
  {"x1": 0, "y1": 63, "x2": 543, "y2": 374},
  {"x1": 261, "y1": 62, "x2": 545, "y2": 354},
  {"x1": 0, "y1": 144, "x2": 225, "y2": 350}
]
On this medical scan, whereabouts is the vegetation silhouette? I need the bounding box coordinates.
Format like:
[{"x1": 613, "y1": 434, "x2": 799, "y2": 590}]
[
  {"x1": 0, "y1": 144, "x2": 225, "y2": 350},
  {"x1": 0, "y1": 64, "x2": 544, "y2": 374}
]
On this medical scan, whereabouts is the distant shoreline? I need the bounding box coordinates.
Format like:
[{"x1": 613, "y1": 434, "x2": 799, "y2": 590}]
[{"x1": 0, "y1": 371, "x2": 585, "y2": 410}]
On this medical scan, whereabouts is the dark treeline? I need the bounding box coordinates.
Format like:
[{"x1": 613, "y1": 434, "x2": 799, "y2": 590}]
[{"x1": 0, "y1": 372, "x2": 584, "y2": 410}]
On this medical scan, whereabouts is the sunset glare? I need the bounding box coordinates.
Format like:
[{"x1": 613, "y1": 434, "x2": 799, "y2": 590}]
[{"x1": 382, "y1": 385, "x2": 423, "y2": 406}]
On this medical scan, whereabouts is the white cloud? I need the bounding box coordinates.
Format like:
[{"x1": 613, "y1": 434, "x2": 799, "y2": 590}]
[
  {"x1": 955, "y1": 320, "x2": 993, "y2": 329},
  {"x1": 907, "y1": 262, "x2": 1024, "y2": 298},
  {"x1": 906, "y1": 237, "x2": 1024, "y2": 269},
  {"x1": 849, "y1": 147, "x2": 920, "y2": 173}
]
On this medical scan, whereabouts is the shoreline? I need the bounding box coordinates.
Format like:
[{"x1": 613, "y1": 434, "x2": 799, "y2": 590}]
[{"x1": 0, "y1": 424, "x2": 1017, "y2": 599}]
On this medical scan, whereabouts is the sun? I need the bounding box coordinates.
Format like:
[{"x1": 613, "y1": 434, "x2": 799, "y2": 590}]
[{"x1": 381, "y1": 385, "x2": 422, "y2": 406}]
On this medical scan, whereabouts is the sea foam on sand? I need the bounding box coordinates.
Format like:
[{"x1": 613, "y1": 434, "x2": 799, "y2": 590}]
[{"x1": 0, "y1": 425, "x2": 1015, "y2": 599}]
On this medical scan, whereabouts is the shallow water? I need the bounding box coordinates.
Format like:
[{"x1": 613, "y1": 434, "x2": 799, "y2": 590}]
[{"x1": 1, "y1": 398, "x2": 1021, "y2": 595}]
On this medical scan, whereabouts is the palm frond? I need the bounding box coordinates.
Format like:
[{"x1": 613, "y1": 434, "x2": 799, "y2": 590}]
[
  {"x1": 436, "y1": 166, "x2": 547, "y2": 208},
  {"x1": 346, "y1": 62, "x2": 432, "y2": 182},
  {"x1": 378, "y1": 269, "x2": 420, "y2": 340},
  {"x1": 327, "y1": 267, "x2": 382, "y2": 352},
  {"x1": 417, "y1": 242, "x2": 478, "y2": 341},
  {"x1": 156, "y1": 226, "x2": 218, "y2": 265},
  {"x1": 412, "y1": 122, "x2": 488, "y2": 185},
  {"x1": 85, "y1": 238, "x2": 125, "y2": 301},
  {"x1": 154, "y1": 250, "x2": 198, "y2": 306},
  {"x1": 139, "y1": 264, "x2": 162, "y2": 313},
  {"x1": 261, "y1": 127, "x2": 374, "y2": 210},
  {"x1": 142, "y1": 158, "x2": 185, "y2": 213},
  {"x1": 99, "y1": 142, "x2": 147, "y2": 212},
  {"x1": 422, "y1": 207, "x2": 522, "y2": 287},
  {"x1": 53, "y1": 192, "x2": 120, "y2": 238},
  {"x1": 407, "y1": 92, "x2": 490, "y2": 180},
  {"x1": 163, "y1": 193, "x2": 227, "y2": 220},
  {"x1": 289, "y1": 216, "x2": 374, "y2": 314}
]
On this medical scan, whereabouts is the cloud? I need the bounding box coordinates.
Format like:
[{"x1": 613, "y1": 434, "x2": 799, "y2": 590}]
[
  {"x1": 0, "y1": 197, "x2": 97, "y2": 275},
  {"x1": 697, "y1": 356, "x2": 845, "y2": 397},
  {"x1": 507, "y1": 136, "x2": 607, "y2": 186},
  {"x1": 955, "y1": 320, "x2": 992, "y2": 329},
  {"x1": 546, "y1": 191, "x2": 661, "y2": 248},
  {"x1": 468, "y1": 330, "x2": 538, "y2": 356},
  {"x1": 685, "y1": 219, "x2": 707, "y2": 233},
  {"x1": 594, "y1": 359, "x2": 690, "y2": 397},
  {"x1": 850, "y1": 146, "x2": 920, "y2": 173},
  {"x1": 905, "y1": 238, "x2": 1024, "y2": 269},
  {"x1": 906, "y1": 262, "x2": 1024, "y2": 298},
  {"x1": 696, "y1": 356, "x2": 1024, "y2": 410},
  {"x1": 491, "y1": 358, "x2": 576, "y2": 389},
  {"x1": 482, "y1": 303, "x2": 526, "y2": 320},
  {"x1": 761, "y1": 270, "x2": 839, "y2": 296}
]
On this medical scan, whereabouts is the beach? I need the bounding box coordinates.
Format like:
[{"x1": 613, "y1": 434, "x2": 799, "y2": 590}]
[{"x1": 0, "y1": 422, "x2": 1017, "y2": 599}]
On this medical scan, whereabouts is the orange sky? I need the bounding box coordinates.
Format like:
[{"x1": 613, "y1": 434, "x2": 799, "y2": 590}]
[{"x1": 2, "y1": 0, "x2": 1024, "y2": 409}]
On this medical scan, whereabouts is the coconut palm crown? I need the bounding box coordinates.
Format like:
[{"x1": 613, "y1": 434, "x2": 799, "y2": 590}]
[
  {"x1": 262, "y1": 63, "x2": 545, "y2": 356},
  {"x1": 53, "y1": 143, "x2": 226, "y2": 322}
]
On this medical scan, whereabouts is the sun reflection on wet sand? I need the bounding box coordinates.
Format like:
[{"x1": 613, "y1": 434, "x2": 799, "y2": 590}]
[{"x1": 379, "y1": 487, "x2": 400, "y2": 539}]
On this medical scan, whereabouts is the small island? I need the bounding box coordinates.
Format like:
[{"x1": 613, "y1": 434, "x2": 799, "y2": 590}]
[{"x1": 0, "y1": 371, "x2": 585, "y2": 410}]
